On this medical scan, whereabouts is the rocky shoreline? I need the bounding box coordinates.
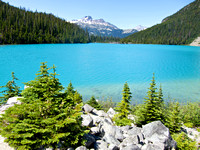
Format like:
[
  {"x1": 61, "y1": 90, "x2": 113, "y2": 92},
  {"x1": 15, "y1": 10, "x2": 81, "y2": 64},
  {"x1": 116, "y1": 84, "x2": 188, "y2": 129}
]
[
  {"x1": 0, "y1": 97, "x2": 199, "y2": 150},
  {"x1": 190, "y1": 37, "x2": 200, "y2": 46}
]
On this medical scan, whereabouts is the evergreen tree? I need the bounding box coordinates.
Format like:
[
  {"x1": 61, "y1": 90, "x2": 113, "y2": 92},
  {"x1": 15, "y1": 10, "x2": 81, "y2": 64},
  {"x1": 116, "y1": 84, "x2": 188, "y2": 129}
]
[
  {"x1": 166, "y1": 102, "x2": 182, "y2": 133},
  {"x1": 0, "y1": 62, "x2": 87, "y2": 149},
  {"x1": 86, "y1": 96, "x2": 102, "y2": 110},
  {"x1": 65, "y1": 81, "x2": 82, "y2": 104},
  {"x1": 0, "y1": 72, "x2": 21, "y2": 104},
  {"x1": 114, "y1": 82, "x2": 132, "y2": 126},
  {"x1": 156, "y1": 84, "x2": 165, "y2": 123},
  {"x1": 142, "y1": 73, "x2": 159, "y2": 124}
]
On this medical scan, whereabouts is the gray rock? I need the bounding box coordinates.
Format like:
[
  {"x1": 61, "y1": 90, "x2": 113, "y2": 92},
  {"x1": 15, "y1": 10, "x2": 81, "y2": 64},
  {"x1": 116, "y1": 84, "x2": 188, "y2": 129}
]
[
  {"x1": 182, "y1": 125, "x2": 200, "y2": 144},
  {"x1": 75, "y1": 146, "x2": 87, "y2": 150},
  {"x1": 137, "y1": 133, "x2": 145, "y2": 144},
  {"x1": 94, "y1": 140, "x2": 108, "y2": 150},
  {"x1": 142, "y1": 121, "x2": 176, "y2": 150},
  {"x1": 84, "y1": 134, "x2": 96, "y2": 148},
  {"x1": 96, "y1": 110, "x2": 110, "y2": 118},
  {"x1": 120, "y1": 136, "x2": 139, "y2": 147},
  {"x1": 83, "y1": 104, "x2": 94, "y2": 113},
  {"x1": 120, "y1": 125, "x2": 131, "y2": 134},
  {"x1": 107, "y1": 108, "x2": 117, "y2": 118},
  {"x1": 89, "y1": 114, "x2": 103, "y2": 125},
  {"x1": 91, "y1": 127, "x2": 100, "y2": 135},
  {"x1": 115, "y1": 127, "x2": 124, "y2": 142},
  {"x1": 103, "y1": 134, "x2": 120, "y2": 146},
  {"x1": 100, "y1": 119, "x2": 116, "y2": 137},
  {"x1": 141, "y1": 143, "x2": 162, "y2": 150},
  {"x1": 108, "y1": 144, "x2": 119, "y2": 150},
  {"x1": 123, "y1": 144, "x2": 140, "y2": 150},
  {"x1": 92, "y1": 108, "x2": 98, "y2": 114},
  {"x1": 81, "y1": 114, "x2": 93, "y2": 127},
  {"x1": 127, "y1": 126, "x2": 142, "y2": 136},
  {"x1": 7, "y1": 97, "x2": 22, "y2": 105}
]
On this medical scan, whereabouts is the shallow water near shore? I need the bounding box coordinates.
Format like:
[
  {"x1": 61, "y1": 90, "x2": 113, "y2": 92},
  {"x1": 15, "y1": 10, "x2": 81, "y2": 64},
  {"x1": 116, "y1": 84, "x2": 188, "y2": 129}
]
[{"x1": 0, "y1": 43, "x2": 200, "y2": 103}]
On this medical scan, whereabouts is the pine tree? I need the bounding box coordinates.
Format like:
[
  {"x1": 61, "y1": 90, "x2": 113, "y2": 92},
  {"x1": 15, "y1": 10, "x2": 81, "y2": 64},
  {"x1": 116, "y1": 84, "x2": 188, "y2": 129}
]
[
  {"x1": 86, "y1": 96, "x2": 102, "y2": 110},
  {"x1": 166, "y1": 102, "x2": 182, "y2": 133},
  {"x1": 114, "y1": 82, "x2": 132, "y2": 126},
  {"x1": 155, "y1": 84, "x2": 165, "y2": 123},
  {"x1": 0, "y1": 62, "x2": 87, "y2": 149},
  {"x1": 142, "y1": 73, "x2": 159, "y2": 124},
  {"x1": 65, "y1": 81, "x2": 82, "y2": 104},
  {"x1": 0, "y1": 72, "x2": 21, "y2": 104}
]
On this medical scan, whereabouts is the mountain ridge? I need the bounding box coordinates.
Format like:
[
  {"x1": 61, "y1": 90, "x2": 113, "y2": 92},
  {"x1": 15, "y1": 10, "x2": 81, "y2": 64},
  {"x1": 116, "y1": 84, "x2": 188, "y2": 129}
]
[
  {"x1": 69, "y1": 16, "x2": 147, "y2": 38},
  {"x1": 121, "y1": 0, "x2": 200, "y2": 45}
]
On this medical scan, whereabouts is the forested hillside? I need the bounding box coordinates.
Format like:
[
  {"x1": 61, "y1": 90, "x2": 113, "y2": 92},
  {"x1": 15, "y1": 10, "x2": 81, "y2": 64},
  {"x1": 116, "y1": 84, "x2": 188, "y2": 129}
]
[
  {"x1": 0, "y1": 0, "x2": 90, "y2": 44},
  {"x1": 121, "y1": 0, "x2": 200, "y2": 45}
]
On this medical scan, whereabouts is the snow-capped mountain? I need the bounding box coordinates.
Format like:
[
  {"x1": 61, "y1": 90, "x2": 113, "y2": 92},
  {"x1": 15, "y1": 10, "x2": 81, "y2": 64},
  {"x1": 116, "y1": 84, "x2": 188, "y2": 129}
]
[
  {"x1": 134, "y1": 25, "x2": 147, "y2": 31},
  {"x1": 69, "y1": 16, "x2": 140, "y2": 38}
]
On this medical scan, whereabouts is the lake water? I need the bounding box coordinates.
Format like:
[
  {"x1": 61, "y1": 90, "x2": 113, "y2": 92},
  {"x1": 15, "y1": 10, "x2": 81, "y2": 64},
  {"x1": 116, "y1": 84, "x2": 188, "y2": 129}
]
[{"x1": 0, "y1": 43, "x2": 200, "y2": 103}]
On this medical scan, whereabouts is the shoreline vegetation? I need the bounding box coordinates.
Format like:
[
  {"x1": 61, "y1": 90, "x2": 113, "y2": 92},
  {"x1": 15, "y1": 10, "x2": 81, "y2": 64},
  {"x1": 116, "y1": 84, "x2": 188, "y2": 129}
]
[{"x1": 0, "y1": 62, "x2": 199, "y2": 149}]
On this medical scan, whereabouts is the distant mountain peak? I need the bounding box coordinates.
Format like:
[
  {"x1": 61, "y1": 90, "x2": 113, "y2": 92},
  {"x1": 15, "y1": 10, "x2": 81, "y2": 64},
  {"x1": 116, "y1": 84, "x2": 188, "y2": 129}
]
[
  {"x1": 69, "y1": 16, "x2": 139, "y2": 38},
  {"x1": 134, "y1": 25, "x2": 147, "y2": 31}
]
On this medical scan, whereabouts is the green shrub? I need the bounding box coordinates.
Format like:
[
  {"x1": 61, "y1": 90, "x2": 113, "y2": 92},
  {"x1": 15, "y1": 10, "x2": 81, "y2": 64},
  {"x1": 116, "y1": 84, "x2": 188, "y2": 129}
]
[
  {"x1": 172, "y1": 132, "x2": 196, "y2": 150},
  {"x1": 184, "y1": 122, "x2": 194, "y2": 128},
  {"x1": 0, "y1": 72, "x2": 21, "y2": 105},
  {"x1": 99, "y1": 97, "x2": 116, "y2": 112},
  {"x1": 0, "y1": 63, "x2": 88, "y2": 149},
  {"x1": 197, "y1": 128, "x2": 200, "y2": 132},
  {"x1": 113, "y1": 114, "x2": 132, "y2": 126},
  {"x1": 179, "y1": 102, "x2": 200, "y2": 127},
  {"x1": 86, "y1": 96, "x2": 102, "y2": 110}
]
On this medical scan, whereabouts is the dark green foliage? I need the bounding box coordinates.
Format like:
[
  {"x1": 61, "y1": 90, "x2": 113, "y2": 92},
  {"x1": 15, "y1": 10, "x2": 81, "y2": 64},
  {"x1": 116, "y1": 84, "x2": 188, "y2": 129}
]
[
  {"x1": 142, "y1": 74, "x2": 163, "y2": 124},
  {"x1": 114, "y1": 82, "x2": 132, "y2": 126},
  {"x1": 0, "y1": 1, "x2": 89, "y2": 44},
  {"x1": 0, "y1": 72, "x2": 21, "y2": 104},
  {"x1": 0, "y1": 62, "x2": 87, "y2": 149},
  {"x1": 66, "y1": 81, "x2": 82, "y2": 104},
  {"x1": 135, "y1": 74, "x2": 165, "y2": 126},
  {"x1": 172, "y1": 132, "x2": 196, "y2": 150},
  {"x1": 121, "y1": 0, "x2": 200, "y2": 45},
  {"x1": 165, "y1": 102, "x2": 182, "y2": 133},
  {"x1": 86, "y1": 96, "x2": 102, "y2": 110},
  {"x1": 179, "y1": 102, "x2": 200, "y2": 127}
]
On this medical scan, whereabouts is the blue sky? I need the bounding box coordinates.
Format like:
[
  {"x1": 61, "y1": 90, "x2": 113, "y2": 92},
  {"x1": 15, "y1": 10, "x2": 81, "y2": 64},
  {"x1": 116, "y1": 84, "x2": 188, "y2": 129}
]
[{"x1": 2, "y1": 0, "x2": 195, "y2": 29}]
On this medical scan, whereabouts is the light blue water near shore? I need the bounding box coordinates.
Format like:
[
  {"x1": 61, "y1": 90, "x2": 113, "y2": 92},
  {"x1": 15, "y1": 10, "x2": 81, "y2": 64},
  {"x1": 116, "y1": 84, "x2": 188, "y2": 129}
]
[{"x1": 0, "y1": 43, "x2": 200, "y2": 103}]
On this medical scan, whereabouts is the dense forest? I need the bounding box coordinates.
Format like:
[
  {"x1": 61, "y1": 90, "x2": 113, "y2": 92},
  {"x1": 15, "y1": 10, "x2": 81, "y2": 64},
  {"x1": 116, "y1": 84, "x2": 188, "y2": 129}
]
[
  {"x1": 0, "y1": 0, "x2": 120, "y2": 44},
  {"x1": 0, "y1": 0, "x2": 90, "y2": 44},
  {"x1": 121, "y1": 0, "x2": 200, "y2": 45}
]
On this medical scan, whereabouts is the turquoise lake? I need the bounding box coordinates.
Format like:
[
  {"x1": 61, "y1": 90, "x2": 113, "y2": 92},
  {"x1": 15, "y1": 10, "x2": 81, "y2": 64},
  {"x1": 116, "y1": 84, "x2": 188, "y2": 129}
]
[{"x1": 0, "y1": 43, "x2": 200, "y2": 103}]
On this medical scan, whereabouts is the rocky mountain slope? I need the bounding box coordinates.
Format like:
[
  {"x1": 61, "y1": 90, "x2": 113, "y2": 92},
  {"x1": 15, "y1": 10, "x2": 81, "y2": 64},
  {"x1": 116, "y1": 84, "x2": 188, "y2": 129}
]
[
  {"x1": 69, "y1": 16, "x2": 146, "y2": 38},
  {"x1": 121, "y1": 0, "x2": 200, "y2": 45}
]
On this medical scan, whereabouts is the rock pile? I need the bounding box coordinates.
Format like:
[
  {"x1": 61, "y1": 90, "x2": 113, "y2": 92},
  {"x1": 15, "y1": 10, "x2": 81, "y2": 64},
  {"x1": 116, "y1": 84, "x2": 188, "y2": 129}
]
[
  {"x1": 79, "y1": 104, "x2": 177, "y2": 150},
  {"x1": 0, "y1": 99, "x2": 177, "y2": 150}
]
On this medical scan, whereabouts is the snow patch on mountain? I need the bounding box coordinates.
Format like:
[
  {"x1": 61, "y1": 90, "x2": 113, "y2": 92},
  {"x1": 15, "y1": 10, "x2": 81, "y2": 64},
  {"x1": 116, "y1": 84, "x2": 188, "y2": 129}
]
[
  {"x1": 134, "y1": 25, "x2": 147, "y2": 31},
  {"x1": 69, "y1": 16, "x2": 141, "y2": 38}
]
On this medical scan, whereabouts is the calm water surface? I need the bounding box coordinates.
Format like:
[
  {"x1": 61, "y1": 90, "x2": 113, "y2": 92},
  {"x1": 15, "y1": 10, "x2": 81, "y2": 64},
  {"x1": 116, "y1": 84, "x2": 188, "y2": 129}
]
[{"x1": 0, "y1": 43, "x2": 200, "y2": 103}]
